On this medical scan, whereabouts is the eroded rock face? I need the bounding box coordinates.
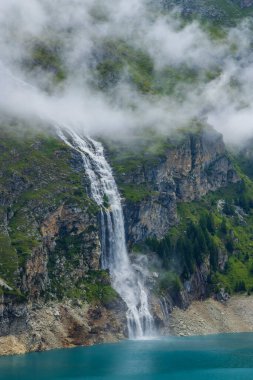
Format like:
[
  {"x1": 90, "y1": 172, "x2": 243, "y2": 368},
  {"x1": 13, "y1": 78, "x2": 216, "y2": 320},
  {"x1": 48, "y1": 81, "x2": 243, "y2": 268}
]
[
  {"x1": 0, "y1": 298, "x2": 126, "y2": 356},
  {"x1": 0, "y1": 128, "x2": 127, "y2": 354},
  {"x1": 125, "y1": 193, "x2": 178, "y2": 242},
  {"x1": 19, "y1": 204, "x2": 101, "y2": 300},
  {"x1": 122, "y1": 129, "x2": 239, "y2": 243},
  {"x1": 137, "y1": 256, "x2": 212, "y2": 332},
  {"x1": 105, "y1": 128, "x2": 240, "y2": 329},
  {"x1": 0, "y1": 125, "x2": 241, "y2": 354},
  {"x1": 0, "y1": 196, "x2": 128, "y2": 355}
]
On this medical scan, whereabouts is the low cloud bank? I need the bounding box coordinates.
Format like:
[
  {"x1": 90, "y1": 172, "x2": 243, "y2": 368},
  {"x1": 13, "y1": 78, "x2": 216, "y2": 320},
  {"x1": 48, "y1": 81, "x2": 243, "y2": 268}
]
[{"x1": 1, "y1": 0, "x2": 253, "y2": 144}]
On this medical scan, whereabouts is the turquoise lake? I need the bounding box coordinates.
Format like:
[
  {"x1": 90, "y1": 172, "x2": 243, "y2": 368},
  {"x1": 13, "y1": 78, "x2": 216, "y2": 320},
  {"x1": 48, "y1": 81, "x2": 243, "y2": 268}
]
[{"x1": 1, "y1": 333, "x2": 253, "y2": 379}]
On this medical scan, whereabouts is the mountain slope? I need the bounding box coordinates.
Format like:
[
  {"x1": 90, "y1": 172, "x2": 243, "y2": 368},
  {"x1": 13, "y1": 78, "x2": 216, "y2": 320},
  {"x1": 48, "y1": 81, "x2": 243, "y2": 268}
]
[
  {"x1": 1, "y1": 122, "x2": 253, "y2": 354},
  {"x1": 161, "y1": 0, "x2": 253, "y2": 24}
]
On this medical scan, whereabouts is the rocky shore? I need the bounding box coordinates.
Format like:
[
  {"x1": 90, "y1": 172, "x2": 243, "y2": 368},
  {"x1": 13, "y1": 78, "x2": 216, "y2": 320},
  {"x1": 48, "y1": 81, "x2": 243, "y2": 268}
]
[
  {"x1": 1, "y1": 295, "x2": 253, "y2": 356},
  {"x1": 169, "y1": 295, "x2": 253, "y2": 336},
  {"x1": 0, "y1": 300, "x2": 126, "y2": 356}
]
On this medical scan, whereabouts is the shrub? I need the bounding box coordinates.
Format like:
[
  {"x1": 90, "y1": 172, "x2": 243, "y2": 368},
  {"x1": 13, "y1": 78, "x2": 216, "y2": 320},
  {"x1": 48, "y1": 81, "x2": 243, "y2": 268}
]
[{"x1": 159, "y1": 272, "x2": 182, "y2": 295}]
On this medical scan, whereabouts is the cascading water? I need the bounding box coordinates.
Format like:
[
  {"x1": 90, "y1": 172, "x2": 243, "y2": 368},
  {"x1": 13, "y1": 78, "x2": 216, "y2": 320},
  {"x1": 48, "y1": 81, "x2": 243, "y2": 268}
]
[
  {"x1": 1, "y1": 64, "x2": 154, "y2": 338},
  {"x1": 58, "y1": 127, "x2": 154, "y2": 339}
]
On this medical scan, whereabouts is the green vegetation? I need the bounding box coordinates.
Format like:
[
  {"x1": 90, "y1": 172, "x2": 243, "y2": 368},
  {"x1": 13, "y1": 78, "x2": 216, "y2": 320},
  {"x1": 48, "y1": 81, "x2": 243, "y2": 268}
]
[
  {"x1": 119, "y1": 184, "x2": 157, "y2": 202},
  {"x1": 146, "y1": 174, "x2": 253, "y2": 295},
  {"x1": 28, "y1": 42, "x2": 66, "y2": 83},
  {"x1": 8, "y1": 210, "x2": 41, "y2": 267},
  {"x1": 95, "y1": 40, "x2": 154, "y2": 94},
  {"x1": 104, "y1": 124, "x2": 209, "y2": 203},
  {"x1": 159, "y1": 271, "x2": 182, "y2": 298},
  {"x1": 0, "y1": 124, "x2": 97, "y2": 212},
  {"x1": 235, "y1": 141, "x2": 253, "y2": 180},
  {"x1": 94, "y1": 37, "x2": 230, "y2": 99},
  {"x1": 0, "y1": 123, "x2": 99, "y2": 296},
  {"x1": 0, "y1": 233, "x2": 18, "y2": 286},
  {"x1": 161, "y1": 0, "x2": 253, "y2": 26},
  {"x1": 68, "y1": 270, "x2": 118, "y2": 305},
  {"x1": 102, "y1": 131, "x2": 172, "y2": 201},
  {"x1": 154, "y1": 65, "x2": 199, "y2": 97},
  {"x1": 147, "y1": 211, "x2": 220, "y2": 277},
  {"x1": 2, "y1": 0, "x2": 253, "y2": 309},
  {"x1": 87, "y1": 1, "x2": 252, "y2": 107},
  {"x1": 1, "y1": 123, "x2": 253, "y2": 304},
  {"x1": 89, "y1": 0, "x2": 253, "y2": 105},
  {"x1": 49, "y1": 268, "x2": 118, "y2": 305}
]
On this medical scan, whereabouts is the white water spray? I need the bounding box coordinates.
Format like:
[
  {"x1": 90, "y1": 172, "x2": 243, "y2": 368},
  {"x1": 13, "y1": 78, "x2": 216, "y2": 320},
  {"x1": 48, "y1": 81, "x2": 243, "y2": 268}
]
[
  {"x1": 1, "y1": 64, "x2": 155, "y2": 338},
  {"x1": 58, "y1": 127, "x2": 154, "y2": 339}
]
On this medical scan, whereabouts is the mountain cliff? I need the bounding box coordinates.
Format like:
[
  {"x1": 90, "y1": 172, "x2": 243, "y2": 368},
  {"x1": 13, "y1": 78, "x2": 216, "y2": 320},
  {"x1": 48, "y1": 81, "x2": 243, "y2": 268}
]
[
  {"x1": 0, "y1": 123, "x2": 126, "y2": 354},
  {"x1": 1, "y1": 122, "x2": 253, "y2": 354},
  {"x1": 104, "y1": 125, "x2": 251, "y2": 312},
  {"x1": 105, "y1": 127, "x2": 238, "y2": 243}
]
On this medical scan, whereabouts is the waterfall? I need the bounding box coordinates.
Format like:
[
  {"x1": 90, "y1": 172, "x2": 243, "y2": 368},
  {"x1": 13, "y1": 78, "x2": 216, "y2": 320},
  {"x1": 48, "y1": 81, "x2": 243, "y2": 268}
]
[{"x1": 58, "y1": 127, "x2": 154, "y2": 339}]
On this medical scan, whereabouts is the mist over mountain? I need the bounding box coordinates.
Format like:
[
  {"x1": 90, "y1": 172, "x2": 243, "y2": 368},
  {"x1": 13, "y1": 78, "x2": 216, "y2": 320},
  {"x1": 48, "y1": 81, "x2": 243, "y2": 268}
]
[{"x1": 0, "y1": 0, "x2": 253, "y2": 143}]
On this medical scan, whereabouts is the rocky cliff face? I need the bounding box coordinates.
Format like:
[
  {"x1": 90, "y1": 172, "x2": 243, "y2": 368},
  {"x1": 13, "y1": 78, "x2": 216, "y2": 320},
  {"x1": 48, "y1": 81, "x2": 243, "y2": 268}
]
[
  {"x1": 0, "y1": 123, "x2": 243, "y2": 355},
  {"x1": 0, "y1": 124, "x2": 127, "y2": 355},
  {"x1": 0, "y1": 298, "x2": 126, "y2": 356},
  {"x1": 104, "y1": 126, "x2": 242, "y2": 321},
  {"x1": 109, "y1": 128, "x2": 239, "y2": 244},
  {"x1": 0, "y1": 126, "x2": 101, "y2": 298}
]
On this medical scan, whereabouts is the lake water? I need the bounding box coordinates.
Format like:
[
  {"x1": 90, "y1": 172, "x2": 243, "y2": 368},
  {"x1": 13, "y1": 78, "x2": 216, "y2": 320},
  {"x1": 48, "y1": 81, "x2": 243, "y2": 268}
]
[{"x1": 1, "y1": 333, "x2": 253, "y2": 380}]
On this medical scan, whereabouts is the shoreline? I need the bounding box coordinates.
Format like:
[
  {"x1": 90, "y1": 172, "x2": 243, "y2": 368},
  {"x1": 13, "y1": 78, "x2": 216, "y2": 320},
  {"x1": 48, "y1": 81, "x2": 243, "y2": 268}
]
[
  {"x1": 169, "y1": 295, "x2": 253, "y2": 337},
  {"x1": 0, "y1": 300, "x2": 125, "y2": 357},
  {"x1": 1, "y1": 295, "x2": 253, "y2": 356}
]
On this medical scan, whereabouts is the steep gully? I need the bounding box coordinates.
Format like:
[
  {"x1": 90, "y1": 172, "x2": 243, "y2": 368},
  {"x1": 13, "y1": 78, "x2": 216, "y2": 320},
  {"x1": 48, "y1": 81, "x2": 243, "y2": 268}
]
[{"x1": 58, "y1": 127, "x2": 154, "y2": 339}]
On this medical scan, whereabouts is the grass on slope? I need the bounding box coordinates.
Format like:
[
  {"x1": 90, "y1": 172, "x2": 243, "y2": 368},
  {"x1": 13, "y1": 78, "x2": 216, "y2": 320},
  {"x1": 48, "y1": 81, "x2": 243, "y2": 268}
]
[{"x1": 0, "y1": 123, "x2": 98, "y2": 291}]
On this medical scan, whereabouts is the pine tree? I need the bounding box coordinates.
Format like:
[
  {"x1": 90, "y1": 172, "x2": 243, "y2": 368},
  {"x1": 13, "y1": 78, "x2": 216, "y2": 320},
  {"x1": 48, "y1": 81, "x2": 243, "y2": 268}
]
[
  {"x1": 209, "y1": 239, "x2": 219, "y2": 271},
  {"x1": 223, "y1": 201, "x2": 234, "y2": 216},
  {"x1": 220, "y1": 218, "x2": 227, "y2": 235},
  {"x1": 206, "y1": 213, "x2": 215, "y2": 234},
  {"x1": 226, "y1": 236, "x2": 234, "y2": 253}
]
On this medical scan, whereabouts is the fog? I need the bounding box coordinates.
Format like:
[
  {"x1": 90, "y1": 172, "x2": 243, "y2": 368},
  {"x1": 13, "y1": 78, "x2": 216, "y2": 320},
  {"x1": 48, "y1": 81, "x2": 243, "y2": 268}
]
[{"x1": 1, "y1": 0, "x2": 253, "y2": 143}]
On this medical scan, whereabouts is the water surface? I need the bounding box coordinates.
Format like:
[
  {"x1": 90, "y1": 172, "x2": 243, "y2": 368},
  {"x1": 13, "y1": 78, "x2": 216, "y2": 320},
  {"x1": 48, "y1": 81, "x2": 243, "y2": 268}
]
[{"x1": 1, "y1": 333, "x2": 253, "y2": 380}]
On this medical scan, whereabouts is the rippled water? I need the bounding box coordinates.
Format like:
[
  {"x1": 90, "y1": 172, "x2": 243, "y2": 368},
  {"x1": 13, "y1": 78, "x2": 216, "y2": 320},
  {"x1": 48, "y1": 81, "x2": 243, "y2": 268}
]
[{"x1": 1, "y1": 333, "x2": 253, "y2": 380}]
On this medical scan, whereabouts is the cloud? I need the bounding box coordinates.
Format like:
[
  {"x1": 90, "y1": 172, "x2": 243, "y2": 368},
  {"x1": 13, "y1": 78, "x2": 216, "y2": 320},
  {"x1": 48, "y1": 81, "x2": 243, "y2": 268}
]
[{"x1": 1, "y1": 0, "x2": 253, "y2": 144}]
